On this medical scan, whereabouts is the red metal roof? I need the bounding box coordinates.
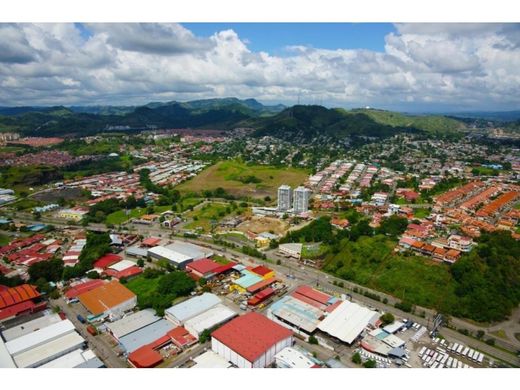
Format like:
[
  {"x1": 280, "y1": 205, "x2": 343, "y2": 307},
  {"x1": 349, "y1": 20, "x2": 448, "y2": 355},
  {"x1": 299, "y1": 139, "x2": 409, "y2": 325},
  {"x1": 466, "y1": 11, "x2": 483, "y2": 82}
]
[
  {"x1": 251, "y1": 265, "x2": 273, "y2": 277},
  {"x1": 186, "y1": 258, "x2": 221, "y2": 275},
  {"x1": 128, "y1": 346, "x2": 163, "y2": 368},
  {"x1": 93, "y1": 254, "x2": 122, "y2": 269},
  {"x1": 168, "y1": 326, "x2": 197, "y2": 348},
  {"x1": 247, "y1": 287, "x2": 275, "y2": 306},
  {"x1": 0, "y1": 284, "x2": 40, "y2": 309},
  {"x1": 65, "y1": 280, "x2": 105, "y2": 299},
  {"x1": 292, "y1": 285, "x2": 331, "y2": 306},
  {"x1": 212, "y1": 262, "x2": 237, "y2": 275},
  {"x1": 0, "y1": 300, "x2": 36, "y2": 320},
  {"x1": 246, "y1": 277, "x2": 277, "y2": 294},
  {"x1": 104, "y1": 266, "x2": 143, "y2": 280},
  {"x1": 211, "y1": 312, "x2": 293, "y2": 363},
  {"x1": 142, "y1": 237, "x2": 161, "y2": 247}
]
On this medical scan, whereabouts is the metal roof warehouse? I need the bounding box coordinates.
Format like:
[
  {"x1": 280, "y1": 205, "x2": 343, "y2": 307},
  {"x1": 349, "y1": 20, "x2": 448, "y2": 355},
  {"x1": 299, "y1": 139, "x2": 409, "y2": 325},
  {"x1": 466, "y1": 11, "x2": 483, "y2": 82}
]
[
  {"x1": 165, "y1": 293, "x2": 221, "y2": 326},
  {"x1": 118, "y1": 319, "x2": 175, "y2": 353}
]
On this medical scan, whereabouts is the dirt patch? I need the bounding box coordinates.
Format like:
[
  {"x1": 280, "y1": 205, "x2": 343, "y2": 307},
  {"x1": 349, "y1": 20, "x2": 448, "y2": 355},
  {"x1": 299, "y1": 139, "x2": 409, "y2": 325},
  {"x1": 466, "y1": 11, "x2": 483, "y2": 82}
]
[
  {"x1": 33, "y1": 187, "x2": 85, "y2": 202},
  {"x1": 236, "y1": 216, "x2": 289, "y2": 235}
]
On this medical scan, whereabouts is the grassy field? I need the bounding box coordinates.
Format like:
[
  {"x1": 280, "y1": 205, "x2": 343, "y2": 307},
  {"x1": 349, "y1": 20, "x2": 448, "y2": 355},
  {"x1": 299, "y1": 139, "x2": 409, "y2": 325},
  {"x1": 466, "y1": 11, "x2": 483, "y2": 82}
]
[
  {"x1": 126, "y1": 275, "x2": 160, "y2": 299},
  {"x1": 175, "y1": 160, "x2": 309, "y2": 198},
  {"x1": 106, "y1": 205, "x2": 172, "y2": 225},
  {"x1": 0, "y1": 146, "x2": 26, "y2": 153},
  {"x1": 185, "y1": 202, "x2": 233, "y2": 233},
  {"x1": 323, "y1": 235, "x2": 458, "y2": 311},
  {"x1": 178, "y1": 197, "x2": 203, "y2": 212},
  {"x1": 302, "y1": 243, "x2": 329, "y2": 259}
]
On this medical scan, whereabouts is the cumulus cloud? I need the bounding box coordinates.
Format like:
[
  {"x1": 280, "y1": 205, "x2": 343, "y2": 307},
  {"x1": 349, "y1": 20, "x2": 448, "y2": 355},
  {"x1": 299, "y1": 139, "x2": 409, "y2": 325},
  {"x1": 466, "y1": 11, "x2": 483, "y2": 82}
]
[{"x1": 0, "y1": 23, "x2": 519, "y2": 111}]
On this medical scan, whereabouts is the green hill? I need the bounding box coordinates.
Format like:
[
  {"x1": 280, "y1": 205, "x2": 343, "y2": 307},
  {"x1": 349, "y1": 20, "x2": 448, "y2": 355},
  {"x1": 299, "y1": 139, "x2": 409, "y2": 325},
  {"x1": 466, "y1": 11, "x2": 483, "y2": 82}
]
[{"x1": 346, "y1": 108, "x2": 466, "y2": 134}]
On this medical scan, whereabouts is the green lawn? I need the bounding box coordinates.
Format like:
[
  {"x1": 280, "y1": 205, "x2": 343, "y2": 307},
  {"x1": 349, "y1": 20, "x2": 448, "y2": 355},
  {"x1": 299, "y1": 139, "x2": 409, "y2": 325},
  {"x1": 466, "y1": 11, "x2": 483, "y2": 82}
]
[
  {"x1": 126, "y1": 275, "x2": 160, "y2": 299},
  {"x1": 413, "y1": 208, "x2": 431, "y2": 219},
  {"x1": 106, "y1": 205, "x2": 173, "y2": 225},
  {"x1": 179, "y1": 197, "x2": 203, "y2": 212},
  {"x1": 176, "y1": 160, "x2": 309, "y2": 199},
  {"x1": 213, "y1": 255, "x2": 231, "y2": 265},
  {"x1": 185, "y1": 202, "x2": 232, "y2": 233}
]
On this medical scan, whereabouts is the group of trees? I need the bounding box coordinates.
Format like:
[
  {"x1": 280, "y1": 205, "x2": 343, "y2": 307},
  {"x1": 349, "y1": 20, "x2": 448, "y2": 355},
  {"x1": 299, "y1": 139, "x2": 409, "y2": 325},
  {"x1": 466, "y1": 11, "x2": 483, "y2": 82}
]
[
  {"x1": 62, "y1": 232, "x2": 111, "y2": 280},
  {"x1": 449, "y1": 231, "x2": 520, "y2": 322},
  {"x1": 86, "y1": 196, "x2": 147, "y2": 223},
  {"x1": 132, "y1": 269, "x2": 196, "y2": 316}
]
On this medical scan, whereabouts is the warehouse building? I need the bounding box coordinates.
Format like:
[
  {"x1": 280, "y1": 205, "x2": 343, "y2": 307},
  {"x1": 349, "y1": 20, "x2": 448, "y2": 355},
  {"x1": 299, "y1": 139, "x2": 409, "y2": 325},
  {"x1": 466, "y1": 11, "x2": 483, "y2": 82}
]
[
  {"x1": 118, "y1": 319, "x2": 175, "y2": 354},
  {"x1": 317, "y1": 301, "x2": 379, "y2": 345},
  {"x1": 192, "y1": 350, "x2": 233, "y2": 368},
  {"x1": 0, "y1": 284, "x2": 45, "y2": 322},
  {"x1": 147, "y1": 246, "x2": 193, "y2": 269},
  {"x1": 184, "y1": 304, "x2": 237, "y2": 339},
  {"x1": 165, "y1": 241, "x2": 213, "y2": 260},
  {"x1": 40, "y1": 348, "x2": 103, "y2": 368},
  {"x1": 106, "y1": 309, "x2": 161, "y2": 341},
  {"x1": 232, "y1": 270, "x2": 263, "y2": 293},
  {"x1": 2, "y1": 313, "x2": 62, "y2": 341},
  {"x1": 268, "y1": 295, "x2": 324, "y2": 336},
  {"x1": 165, "y1": 293, "x2": 221, "y2": 326},
  {"x1": 211, "y1": 312, "x2": 294, "y2": 368},
  {"x1": 78, "y1": 280, "x2": 137, "y2": 320},
  {"x1": 186, "y1": 258, "x2": 222, "y2": 279},
  {"x1": 274, "y1": 346, "x2": 320, "y2": 368}
]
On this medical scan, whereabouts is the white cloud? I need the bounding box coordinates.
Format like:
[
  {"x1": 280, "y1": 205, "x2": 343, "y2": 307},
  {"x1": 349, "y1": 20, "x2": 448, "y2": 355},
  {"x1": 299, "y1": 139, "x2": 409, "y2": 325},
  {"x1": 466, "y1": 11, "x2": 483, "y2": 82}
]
[{"x1": 0, "y1": 23, "x2": 519, "y2": 111}]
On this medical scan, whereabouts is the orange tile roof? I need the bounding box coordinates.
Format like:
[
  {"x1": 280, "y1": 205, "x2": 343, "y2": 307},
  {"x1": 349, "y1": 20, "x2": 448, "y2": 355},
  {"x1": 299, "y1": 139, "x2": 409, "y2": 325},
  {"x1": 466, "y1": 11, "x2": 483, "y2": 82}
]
[{"x1": 78, "y1": 280, "x2": 136, "y2": 316}]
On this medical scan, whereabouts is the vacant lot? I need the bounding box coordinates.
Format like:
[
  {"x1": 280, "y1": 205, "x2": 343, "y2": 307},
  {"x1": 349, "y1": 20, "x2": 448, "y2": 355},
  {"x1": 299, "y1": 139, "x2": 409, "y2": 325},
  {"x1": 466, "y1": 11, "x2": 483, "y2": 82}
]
[
  {"x1": 33, "y1": 187, "x2": 85, "y2": 203},
  {"x1": 185, "y1": 202, "x2": 233, "y2": 233},
  {"x1": 106, "y1": 205, "x2": 172, "y2": 225},
  {"x1": 176, "y1": 160, "x2": 309, "y2": 198},
  {"x1": 126, "y1": 275, "x2": 160, "y2": 300},
  {"x1": 236, "y1": 216, "x2": 289, "y2": 235}
]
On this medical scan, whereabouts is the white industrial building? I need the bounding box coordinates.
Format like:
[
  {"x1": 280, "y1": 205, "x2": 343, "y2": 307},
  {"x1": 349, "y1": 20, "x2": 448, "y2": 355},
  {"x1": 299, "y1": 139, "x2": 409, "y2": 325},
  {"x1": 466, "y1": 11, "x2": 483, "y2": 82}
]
[
  {"x1": 192, "y1": 350, "x2": 233, "y2": 368},
  {"x1": 13, "y1": 332, "x2": 86, "y2": 368},
  {"x1": 274, "y1": 347, "x2": 317, "y2": 368},
  {"x1": 165, "y1": 293, "x2": 222, "y2": 326},
  {"x1": 278, "y1": 243, "x2": 303, "y2": 259},
  {"x1": 184, "y1": 304, "x2": 237, "y2": 339},
  {"x1": 5, "y1": 319, "x2": 76, "y2": 356},
  {"x1": 39, "y1": 348, "x2": 102, "y2": 368},
  {"x1": 277, "y1": 185, "x2": 293, "y2": 212},
  {"x1": 293, "y1": 186, "x2": 312, "y2": 214},
  {"x1": 147, "y1": 246, "x2": 193, "y2": 269},
  {"x1": 317, "y1": 301, "x2": 379, "y2": 345},
  {"x1": 106, "y1": 309, "x2": 161, "y2": 340},
  {"x1": 2, "y1": 313, "x2": 62, "y2": 341}
]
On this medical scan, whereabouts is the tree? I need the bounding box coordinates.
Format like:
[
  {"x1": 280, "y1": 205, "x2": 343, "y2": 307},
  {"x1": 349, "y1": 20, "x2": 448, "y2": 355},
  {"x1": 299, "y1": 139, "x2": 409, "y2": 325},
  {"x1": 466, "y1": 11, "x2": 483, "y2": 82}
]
[
  {"x1": 363, "y1": 359, "x2": 377, "y2": 368},
  {"x1": 379, "y1": 312, "x2": 395, "y2": 326},
  {"x1": 157, "y1": 271, "x2": 196, "y2": 297},
  {"x1": 29, "y1": 258, "x2": 64, "y2": 283},
  {"x1": 308, "y1": 335, "x2": 319, "y2": 345},
  {"x1": 198, "y1": 277, "x2": 207, "y2": 287},
  {"x1": 476, "y1": 330, "x2": 485, "y2": 340},
  {"x1": 352, "y1": 352, "x2": 362, "y2": 365},
  {"x1": 377, "y1": 215, "x2": 408, "y2": 238},
  {"x1": 86, "y1": 271, "x2": 100, "y2": 279},
  {"x1": 137, "y1": 259, "x2": 145, "y2": 268}
]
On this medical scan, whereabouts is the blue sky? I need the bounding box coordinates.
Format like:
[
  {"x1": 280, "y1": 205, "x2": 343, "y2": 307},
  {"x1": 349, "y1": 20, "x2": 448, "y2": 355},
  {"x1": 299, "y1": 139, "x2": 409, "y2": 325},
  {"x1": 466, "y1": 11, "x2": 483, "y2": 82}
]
[
  {"x1": 1, "y1": 23, "x2": 520, "y2": 111},
  {"x1": 182, "y1": 23, "x2": 396, "y2": 54}
]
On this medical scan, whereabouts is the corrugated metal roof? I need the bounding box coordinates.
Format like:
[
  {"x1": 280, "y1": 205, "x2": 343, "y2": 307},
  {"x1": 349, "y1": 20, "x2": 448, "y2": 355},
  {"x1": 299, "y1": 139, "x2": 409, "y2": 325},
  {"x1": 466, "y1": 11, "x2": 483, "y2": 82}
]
[
  {"x1": 6, "y1": 319, "x2": 75, "y2": 356},
  {"x1": 148, "y1": 246, "x2": 192, "y2": 264},
  {"x1": 317, "y1": 301, "x2": 378, "y2": 344},
  {"x1": 165, "y1": 241, "x2": 213, "y2": 260},
  {"x1": 78, "y1": 281, "x2": 136, "y2": 316},
  {"x1": 2, "y1": 313, "x2": 62, "y2": 341},
  {"x1": 13, "y1": 332, "x2": 85, "y2": 368},
  {"x1": 270, "y1": 296, "x2": 323, "y2": 333},
  {"x1": 165, "y1": 293, "x2": 221, "y2": 324},
  {"x1": 0, "y1": 284, "x2": 40, "y2": 309},
  {"x1": 119, "y1": 319, "x2": 175, "y2": 353},
  {"x1": 192, "y1": 350, "x2": 232, "y2": 368},
  {"x1": 106, "y1": 309, "x2": 160, "y2": 339},
  {"x1": 184, "y1": 304, "x2": 237, "y2": 336},
  {"x1": 212, "y1": 312, "x2": 293, "y2": 363},
  {"x1": 0, "y1": 337, "x2": 16, "y2": 368}
]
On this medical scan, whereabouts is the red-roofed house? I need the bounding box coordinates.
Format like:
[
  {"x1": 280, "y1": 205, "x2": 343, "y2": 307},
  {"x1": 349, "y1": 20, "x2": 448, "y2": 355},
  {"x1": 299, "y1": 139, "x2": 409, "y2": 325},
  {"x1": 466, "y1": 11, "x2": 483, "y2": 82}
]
[
  {"x1": 168, "y1": 326, "x2": 197, "y2": 349},
  {"x1": 211, "y1": 312, "x2": 293, "y2": 368},
  {"x1": 93, "y1": 254, "x2": 122, "y2": 270},
  {"x1": 186, "y1": 259, "x2": 221, "y2": 279},
  {"x1": 65, "y1": 279, "x2": 105, "y2": 301}
]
